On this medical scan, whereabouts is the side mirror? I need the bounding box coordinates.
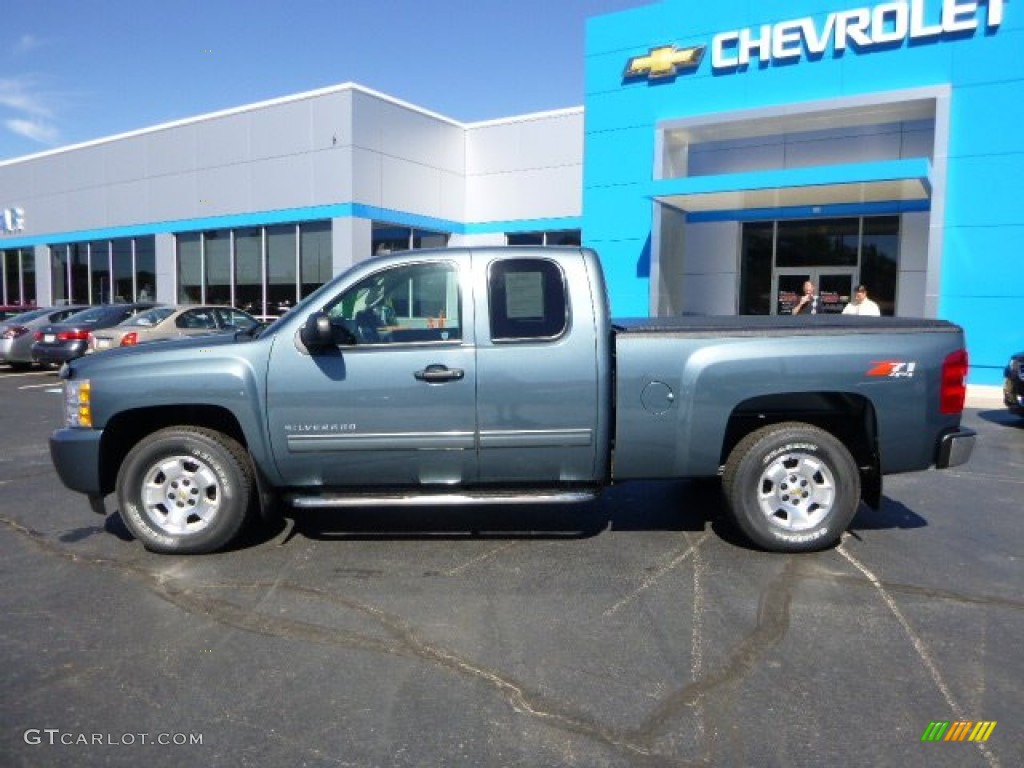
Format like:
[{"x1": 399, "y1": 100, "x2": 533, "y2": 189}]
[{"x1": 300, "y1": 312, "x2": 334, "y2": 351}]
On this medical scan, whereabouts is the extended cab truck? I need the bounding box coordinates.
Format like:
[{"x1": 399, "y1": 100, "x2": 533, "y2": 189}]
[{"x1": 49, "y1": 247, "x2": 975, "y2": 554}]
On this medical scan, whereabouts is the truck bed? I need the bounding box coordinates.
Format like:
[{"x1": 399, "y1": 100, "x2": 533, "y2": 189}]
[{"x1": 613, "y1": 314, "x2": 959, "y2": 338}]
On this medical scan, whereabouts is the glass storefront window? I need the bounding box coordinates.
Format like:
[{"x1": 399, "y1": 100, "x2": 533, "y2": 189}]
[
  {"x1": 135, "y1": 236, "x2": 156, "y2": 302},
  {"x1": 50, "y1": 245, "x2": 68, "y2": 304},
  {"x1": 89, "y1": 241, "x2": 110, "y2": 304},
  {"x1": 1, "y1": 248, "x2": 33, "y2": 305},
  {"x1": 112, "y1": 238, "x2": 134, "y2": 302},
  {"x1": 739, "y1": 216, "x2": 900, "y2": 316},
  {"x1": 177, "y1": 233, "x2": 203, "y2": 304},
  {"x1": 372, "y1": 221, "x2": 450, "y2": 255},
  {"x1": 267, "y1": 224, "x2": 297, "y2": 315},
  {"x1": 300, "y1": 221, "x2": 332, "y2": 298},
  {"x1": 69, "y1": 243, "x2": 89, "y2": 305},
  {"x1": 204, "y1": 230, "x2": 231, "y2": 306},
  {"x1": 740, "y1": 222, "x2": 774, "y2": 315},
  {"x1": 859, "y1": 217, "x2": 899, "y2": 316},
  {"x1": 234, "y1": 227, "x2": 263, "y2": 316},
  {"x1": 506, "y1": 230, "x2": 581, "y2": 246}
]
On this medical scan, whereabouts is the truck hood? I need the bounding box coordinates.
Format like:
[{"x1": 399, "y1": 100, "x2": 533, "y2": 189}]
[{"x1": 64, "y1": 330, "x2": 262, "y2": 377}]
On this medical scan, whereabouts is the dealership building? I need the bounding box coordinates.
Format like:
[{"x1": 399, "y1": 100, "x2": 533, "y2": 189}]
[{"x1": 0, "y1": 0, "x2": 1020, "y2": 384}]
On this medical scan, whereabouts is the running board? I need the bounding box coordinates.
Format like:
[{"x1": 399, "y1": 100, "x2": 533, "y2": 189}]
[{"x1": 287, "y1": 489, "x2": 599, "y2": 509}]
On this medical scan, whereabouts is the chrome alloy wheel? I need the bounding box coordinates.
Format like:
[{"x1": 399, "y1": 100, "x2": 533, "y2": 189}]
[
  {"x1": 757, "y1": 451, "x2": 836, "y2": 532},
  {"x1": 141, "y1": 455, "x2": 221, "y2": 534}
]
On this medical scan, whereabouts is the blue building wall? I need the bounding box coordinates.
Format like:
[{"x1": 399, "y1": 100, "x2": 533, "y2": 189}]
[{"x1": 584, "y1": 0, "x2": 1024, "y2": 384}]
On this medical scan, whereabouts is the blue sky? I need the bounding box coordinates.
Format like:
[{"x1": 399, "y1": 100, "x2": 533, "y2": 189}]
[{"x1": 0, "y1": 0, "x2": 651, "y2": 161}]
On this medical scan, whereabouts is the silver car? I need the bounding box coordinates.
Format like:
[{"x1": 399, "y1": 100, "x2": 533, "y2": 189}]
[{"x1": 0, "y1": 305, "x2": 91, "y2": 370}]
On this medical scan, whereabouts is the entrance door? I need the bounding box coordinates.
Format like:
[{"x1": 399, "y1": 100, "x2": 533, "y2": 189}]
[{"x1": 774, "y1": 269, "x2": 857, "y2": 315}]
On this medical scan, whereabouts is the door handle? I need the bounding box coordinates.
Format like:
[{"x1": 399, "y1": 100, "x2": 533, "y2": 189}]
[{"x1": 414, "y1": 364, "x2": 465, "y2": 383}]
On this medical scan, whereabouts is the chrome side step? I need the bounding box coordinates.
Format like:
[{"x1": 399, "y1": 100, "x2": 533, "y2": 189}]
[{"x1": 287, "y1": 489, "x2": 599, "y2": 509}]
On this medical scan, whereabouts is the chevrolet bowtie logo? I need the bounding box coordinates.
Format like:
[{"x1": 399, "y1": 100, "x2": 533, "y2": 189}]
[{"x1": 624, "y1": 44, "x2": 706, "y2": 80}]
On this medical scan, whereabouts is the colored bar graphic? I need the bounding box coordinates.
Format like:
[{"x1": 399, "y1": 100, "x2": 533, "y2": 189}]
[
  {"x1": 969, "y1": 722, "x2": 997, "y2": 742},
  {"x1": 921, "y1": 720, "x2": 997, "y2": 742}
]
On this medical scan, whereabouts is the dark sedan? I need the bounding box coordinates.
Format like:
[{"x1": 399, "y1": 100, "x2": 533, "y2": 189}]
[
  {"x1": 1005, "y1": 351, "x2": 1024, "y2": 416},
  {"x1": 31, "y1": 303, "x2": 161, "y2": 365}
]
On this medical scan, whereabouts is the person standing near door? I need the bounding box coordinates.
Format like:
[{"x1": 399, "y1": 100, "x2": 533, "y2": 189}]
[
  {"x1": 842, "y1": 284, "x2": 881, "y2": 316},
  {"x1": 792, "y1": 280, "x2": 819, "y2": 315}
]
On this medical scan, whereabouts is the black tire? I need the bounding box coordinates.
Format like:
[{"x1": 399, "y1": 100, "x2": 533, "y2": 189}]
[
  {"x1": 722, "y1": 422, "x2": 860, "y2": 553},
  {"x1": 8, "y1": 362, "x2": 32, "y2": 371},
  {"x1": 116, "y1": 426, "x2": 255, "y2": 554}
]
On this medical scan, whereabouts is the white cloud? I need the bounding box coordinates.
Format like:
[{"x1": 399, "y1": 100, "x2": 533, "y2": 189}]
[
  {"x1": 15, "y1": 34, "x2": 41, "y2": 55},
  {"x1": 5, "y1": 118, "x2": 59, "y2": 145},
  {"x1": 0, "y1": 77, "x2": 53, "y2": 117}
]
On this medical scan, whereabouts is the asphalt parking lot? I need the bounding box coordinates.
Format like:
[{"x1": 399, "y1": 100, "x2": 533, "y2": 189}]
[{"x1": 0, "y1": 367, "x2": 1021, "y2": 768}]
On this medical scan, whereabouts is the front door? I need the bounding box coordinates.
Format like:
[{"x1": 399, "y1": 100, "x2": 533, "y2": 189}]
[
  {"x1": 774, "y1": 269, "x2": 857, "y2": 315},
  {"x1": 265, "y1": 258, "x2": 478, "y2": 487}
]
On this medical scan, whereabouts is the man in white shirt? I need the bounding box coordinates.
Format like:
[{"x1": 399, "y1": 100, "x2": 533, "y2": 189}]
[{"x1": 842, "y1": 284, "x2": 881, "y2": 316}]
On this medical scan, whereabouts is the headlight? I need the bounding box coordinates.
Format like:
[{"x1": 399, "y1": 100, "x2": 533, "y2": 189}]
[{"x1": 64, "y1": 379, "x2": 92, "y2": 428}]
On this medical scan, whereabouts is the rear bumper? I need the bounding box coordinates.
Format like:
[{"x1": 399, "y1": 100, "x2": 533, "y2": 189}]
[
  {"x1": 936, "y1": 427, "x2": 976, "y2": 469},
  {"x1": 49, "y1": 428, "x2": 104, "y2": 495}
]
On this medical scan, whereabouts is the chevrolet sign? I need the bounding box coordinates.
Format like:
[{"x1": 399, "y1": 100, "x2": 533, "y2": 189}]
[{"x1": 624, "y1": 45, "x2": 706, "y2": 79}]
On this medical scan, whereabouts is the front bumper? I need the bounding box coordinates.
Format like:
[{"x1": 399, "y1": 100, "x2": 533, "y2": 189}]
[
  {"x1": 49, "y1": 427, "x2": 105, "y2": 495},
  {"x1": 936, "y1": 427, "x2": 976, "y2": 469},
  {"x1": 1004, "y1": 379, "x2": 1024, "y2": 415}
]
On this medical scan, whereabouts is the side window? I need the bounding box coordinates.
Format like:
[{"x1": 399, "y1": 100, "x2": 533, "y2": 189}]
[
  {"x1": 176, "y1": 310, "x2": 216, "y2": 329},
  {"x1": 325, "y1": 261, "x2": 461, "y2": 345},
  {"x1": 488, "y1": 258, "x2": 567, "y2": 341}
]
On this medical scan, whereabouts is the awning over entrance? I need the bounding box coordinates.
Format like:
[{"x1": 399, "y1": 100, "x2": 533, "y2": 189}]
[{"x1": 650, "y1": 157, "x2": 931, "y2": 215}]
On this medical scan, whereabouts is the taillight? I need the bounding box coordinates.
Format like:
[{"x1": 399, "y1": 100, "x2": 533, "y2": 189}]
[
  {"x1": 120, "y1": 332, "x2": 138, "y2": 346},
  {"x1": 2, "y1": 325, "x2": 28, "y2": 339},
  {"x1": 940, "y1": 348, "x2": 968, "y2": 415},
  {"x1": 34, "y1": 331, "x2": 44, "y2": 341},
  {"x1": 57, "y1": 329, "x2": 90, "y2": 341}
]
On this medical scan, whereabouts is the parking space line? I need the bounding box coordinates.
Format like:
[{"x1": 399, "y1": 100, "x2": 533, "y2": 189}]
[
  {"x1": 18, "y1": 382, "x2": 62, "y2": 391},
  {"x1": 836, "y1": 535, "x2": 1000, "y2": 768},
  {"x1": 444, "y1": 541, "x2": 520, "y2": 577},
  {"x1": 3, "y1": 370, "x2": 56, "y2": 378},
  {"x1": 602, "y1": 532, "x2": 711, "y2": 618}
]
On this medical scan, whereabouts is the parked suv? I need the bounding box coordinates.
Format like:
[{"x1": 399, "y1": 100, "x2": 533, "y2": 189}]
[{"x1": 32, "y1": 303, "x2": 161, "y2": 365}]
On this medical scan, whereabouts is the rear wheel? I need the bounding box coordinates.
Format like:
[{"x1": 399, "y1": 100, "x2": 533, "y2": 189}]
[
  {"x1": 722, "y1": 422, "x2": 860, "y2": 552},
  {"x1": 116, "y1": 426, "x2": 255, "y2": 554}
]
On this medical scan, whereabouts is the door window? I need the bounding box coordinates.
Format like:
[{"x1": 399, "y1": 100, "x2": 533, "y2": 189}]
[
  {"x1": 325, "y1": 261, "x2": 461, "y2": 345},
  {"x1": 487, "y1": 258, "x2": 568, "y2": 341}
]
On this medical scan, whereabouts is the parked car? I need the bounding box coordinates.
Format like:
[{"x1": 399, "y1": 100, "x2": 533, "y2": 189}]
[
  {"x1": 31, "y1": 303, "x2": 161, "y2": 366},
  {"x1": 1, "y1": 305, "x2": 90, "y2": 369},
  {"x1": 0, "y1": 304, "x2": 36, "y2": 321},
  {"x1": 1004, "y1": 350, "x2": 1024, "y2": 416},
  {"x1": 89, "y1": 305, "x2": 260, "y2": 351}
]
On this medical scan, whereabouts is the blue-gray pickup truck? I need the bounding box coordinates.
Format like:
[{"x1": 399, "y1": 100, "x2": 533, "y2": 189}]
[{"x1": 49, "y1": 246, "x2": 975, "y2": 554}]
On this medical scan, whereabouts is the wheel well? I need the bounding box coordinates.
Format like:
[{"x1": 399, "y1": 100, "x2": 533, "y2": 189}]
[
  {"x1": 98, "y1": 405, "x2": 248, "y2": 496},
  {"x1": 722, "y1": 392, "x2": 878, "y2": 470}
]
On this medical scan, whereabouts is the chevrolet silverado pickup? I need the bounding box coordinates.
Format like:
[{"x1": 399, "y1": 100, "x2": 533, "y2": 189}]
[{"x1": 49, "y1": 246, "x2": 975, "y2": 554}]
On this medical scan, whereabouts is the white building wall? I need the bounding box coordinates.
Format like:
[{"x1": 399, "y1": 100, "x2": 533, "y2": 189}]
[{"x1": 465, "y1": 110, "x2": 583, "y2": 223}]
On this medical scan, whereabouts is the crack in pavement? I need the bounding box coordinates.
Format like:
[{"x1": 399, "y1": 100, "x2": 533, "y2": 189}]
[{"x1": 5, "y1": 515, "x2": 1005, "y2": 766}]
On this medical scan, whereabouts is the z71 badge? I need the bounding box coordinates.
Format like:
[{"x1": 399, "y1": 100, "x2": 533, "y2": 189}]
[{"x1": 867, "y1": 361, "x2": 917, "y2": 378}]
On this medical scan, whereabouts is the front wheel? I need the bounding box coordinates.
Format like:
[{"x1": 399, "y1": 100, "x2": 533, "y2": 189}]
[
  {"x1": 722, "y1": 422, "x2": 860, "y2": 552},
  {"x1": 116, "y1": 427, "x2": 256, "y2": 554}
]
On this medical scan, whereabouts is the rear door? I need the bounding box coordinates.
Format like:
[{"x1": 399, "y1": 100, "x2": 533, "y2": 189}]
[{"x1": 473, "y1": 252, "x2": 601, "y2": 484}]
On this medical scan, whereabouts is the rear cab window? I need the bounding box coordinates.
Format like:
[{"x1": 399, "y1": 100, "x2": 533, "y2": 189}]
[{"x1": 487, "y1": 258, "x2": 568, "y2": 342}]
